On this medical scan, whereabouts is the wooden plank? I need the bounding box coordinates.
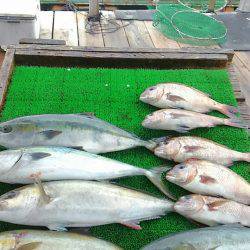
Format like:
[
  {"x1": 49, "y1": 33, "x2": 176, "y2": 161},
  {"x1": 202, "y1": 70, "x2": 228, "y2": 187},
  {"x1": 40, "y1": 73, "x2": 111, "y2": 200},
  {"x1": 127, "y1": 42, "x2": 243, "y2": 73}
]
[
  {"x1": 53, "y1": 11, "x2": 78, "y2": 46},
  {"x1": 228, "y1": 64, "x2": 250, "y2": 127},
  {"x1": 123, "y1": 20, "x2": 154, "y2": 48},
  {"x1": 14, "y1": 47, "x2": 229, "y2": 70},
  {"x1": 236, "y1": 52, "x2": 250, "y2": 71},
  {"x1": 77, "y1": 12, "x2": 104, "y2": 47},
  {"x1": 233, "y1": 55, "x2": 250, "y2": 107},
  {"x1": 10, "y1": 44, "x2": 234, "y2": 56},
  {"x1": 144, "y1": 21, "x2": 180, "y2": 49},
  {"x1": 39, "y1": 11, "x2": 54, "y2": 39},
  {"x1": 0, "y1": 49, "x2": 15, "y2": 111},
  {"x1": 19, "y1": 38, "x2": 66, "y2": 45},
  {"x1": 101, "y1": 11, "x2": 129, "y2": 48}
]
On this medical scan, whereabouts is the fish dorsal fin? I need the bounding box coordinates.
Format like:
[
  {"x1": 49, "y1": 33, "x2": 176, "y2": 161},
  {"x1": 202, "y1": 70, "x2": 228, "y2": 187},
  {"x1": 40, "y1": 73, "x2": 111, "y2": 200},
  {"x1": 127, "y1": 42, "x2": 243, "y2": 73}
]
[
  {"x1": 17, "y1": 242, "x2": 42, "y2": 250},
  {"x1": 77, "y1": 112, "x2": 96, "y2": 117}
]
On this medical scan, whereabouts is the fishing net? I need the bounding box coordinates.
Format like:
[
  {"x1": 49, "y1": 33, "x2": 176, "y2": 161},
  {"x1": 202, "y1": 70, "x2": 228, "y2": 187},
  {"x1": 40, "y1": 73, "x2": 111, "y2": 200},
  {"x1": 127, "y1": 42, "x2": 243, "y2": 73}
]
[
  {"x1": 153, "y1": 2, "x2": 227, "y2": 46},
  {"x1": 178, "y1": 0, "x2": 228, "y2": 12}
]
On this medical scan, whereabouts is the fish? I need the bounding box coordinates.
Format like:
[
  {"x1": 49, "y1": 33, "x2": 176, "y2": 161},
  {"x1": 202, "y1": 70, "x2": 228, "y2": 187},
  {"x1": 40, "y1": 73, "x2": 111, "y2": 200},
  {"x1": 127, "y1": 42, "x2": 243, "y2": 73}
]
[
  {"x1": 174, "y1": 194, "x2": 250, "y2": 227},
  {"x1": 0, "y1": 146, "x2": 173, "y2": 199},
  {"x1": 154, "y1": 136, "x2": 250, "y2": 166},
  {"x1": 166, "y1": 159, "x2": 250, "y2": 205},
  {"x1": 142, "y1": 224, "x2": 250, "y2": 250},
  {"x1": 0, "y1": 180, "x2": 174, "y2": 230},
  {"x1": 142, "y1": 109, "x2": 247, "y2": 133},
  {"x1": 0, "y1": 113, "x2": 161, "y2": 153},
  {"x1": 140, "y1": 83, "x2": 238, "y2": 118},
  {"x1": 0, "y1": 229, "x2": 121, "y2": 250}
]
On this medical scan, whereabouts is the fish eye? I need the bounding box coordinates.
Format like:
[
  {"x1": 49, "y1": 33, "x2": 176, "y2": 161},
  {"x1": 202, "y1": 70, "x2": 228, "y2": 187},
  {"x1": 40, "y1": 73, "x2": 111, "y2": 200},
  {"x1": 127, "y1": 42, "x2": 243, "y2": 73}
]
[
  {"x1": 2, "y1": 191, "x2": 19, "y2": 200},
  {"x1": 0, "y1": 125, "x2": 12, "y2": 133},
  {"x1": 179, "y1": 165, "x2": 185, "y2": 170},
  {"x1": 149, "y1": 87, "x2": 155, "y2": 91}
]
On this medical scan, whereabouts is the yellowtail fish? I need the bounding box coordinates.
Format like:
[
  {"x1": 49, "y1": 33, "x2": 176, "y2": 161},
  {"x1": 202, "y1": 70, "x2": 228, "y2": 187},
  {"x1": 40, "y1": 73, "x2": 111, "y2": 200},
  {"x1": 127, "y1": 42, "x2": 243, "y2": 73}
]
[
  {"x1": 142, "y1": 224, "x2": 250, "y2": 250},
  {"x1": 0, "y1": 146, "x2": 173, "y2": 199},
  {"x1": 154, "y1": 136, "x2": 250, "y2": 166},
  {"x1": 142, "y1": 109, "x2": 247, "y2": 133},
  {"x1": 0, "y1": 230, "x2": 121, "y2": 250},
  {"x1": 174, "y1": 194, "x2": 250, "y2": 227},
  {"x1": 140, "y1": 83, "x2": 238, "y2": 118},
  {"x1": 0, "y1": 180, "x2": 174, "y2": 230},
  {"x1": 0, "y1": 114, "x2": 162, "y2": 153},
  {"x1": 166, "y1": 159, "x2": 250, "y2": 205}
]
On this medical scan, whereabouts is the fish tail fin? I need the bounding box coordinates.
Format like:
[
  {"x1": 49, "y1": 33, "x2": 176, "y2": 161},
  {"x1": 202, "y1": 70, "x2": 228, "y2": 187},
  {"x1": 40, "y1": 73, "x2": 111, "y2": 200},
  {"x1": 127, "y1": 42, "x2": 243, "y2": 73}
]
[
  {"x1": 144, "y1": 136, "x2": 170, "y2": 151},
  {"x1": 216, "y1": 104, "x2": 238, "y2": 118},
  {"x1": 240, "y1": 153, "x2": 250, "y2": 163},
  {"x1": 145, "y1": 166, "x2": 176, "y2": 200},
  {"x1": 224, "y1": 117, "x2": 248, "y2": 129}
]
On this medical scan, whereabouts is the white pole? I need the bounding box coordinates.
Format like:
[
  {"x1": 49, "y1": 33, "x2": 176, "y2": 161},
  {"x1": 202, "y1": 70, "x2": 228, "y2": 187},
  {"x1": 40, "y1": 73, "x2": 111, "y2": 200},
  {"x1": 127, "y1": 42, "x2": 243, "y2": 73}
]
[{"x1": 88, "y1": 0, "x2": 100, "y2": 20}]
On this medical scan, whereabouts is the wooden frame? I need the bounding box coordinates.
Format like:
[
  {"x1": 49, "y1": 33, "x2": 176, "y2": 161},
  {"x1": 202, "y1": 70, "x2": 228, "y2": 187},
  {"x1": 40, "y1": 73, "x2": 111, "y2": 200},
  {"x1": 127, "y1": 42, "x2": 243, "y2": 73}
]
[{"x1": 0, "y1": 45, "x2": 248, "y2": 126}]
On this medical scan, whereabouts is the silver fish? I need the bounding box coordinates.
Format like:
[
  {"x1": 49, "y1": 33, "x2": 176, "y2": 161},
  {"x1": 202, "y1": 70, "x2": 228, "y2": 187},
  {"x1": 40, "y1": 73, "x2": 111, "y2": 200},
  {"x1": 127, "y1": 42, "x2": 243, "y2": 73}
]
[
  {"x1": 142, "y1": 109, "x2": 247, "y2": 133},
  {"x1": 142, "y1": 224, "x2": 250, "y2": 250},
  {"x1": 0, "y1": 229, "x2": 121, "y2": 250},
  {"x1": 154, "y1": 136, "x2": 250, "y2": 166},
  {"x1": 0, "y1": 114, "x2": 159, "y2": 153},
  {"x1": 140, "y1": 83, "x2": 238, "y2": 118},
  {"x1": 174, "y1": 194, "x2": 250, "y2": 227},
  {"x1": 166, "y1": 159, "x2": 250, "y2": 205},
  {"x1": 0, "y1": 146, "x2": 173, "y2": 199},
  {"x1": 0, "y1": 180, "x2": 174, "y2": 230}
]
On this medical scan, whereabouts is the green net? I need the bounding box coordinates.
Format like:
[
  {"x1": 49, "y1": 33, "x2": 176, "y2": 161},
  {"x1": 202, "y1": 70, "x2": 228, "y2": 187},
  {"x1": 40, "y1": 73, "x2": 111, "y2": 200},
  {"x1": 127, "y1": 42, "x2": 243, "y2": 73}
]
[
  {"x1": 178, "y1": 0, "x2": 228, "y2": 12},
  {"x1": 153, "y1": 3, "x2": 227, "y2": 46}
]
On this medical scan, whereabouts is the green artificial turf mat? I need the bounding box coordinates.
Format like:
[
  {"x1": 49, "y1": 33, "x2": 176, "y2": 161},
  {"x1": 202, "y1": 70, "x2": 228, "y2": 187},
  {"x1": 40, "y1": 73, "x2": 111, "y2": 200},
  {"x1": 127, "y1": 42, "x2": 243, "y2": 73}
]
[{"x1": 0, "y1": 66, "x2": 249, "y2": 249}]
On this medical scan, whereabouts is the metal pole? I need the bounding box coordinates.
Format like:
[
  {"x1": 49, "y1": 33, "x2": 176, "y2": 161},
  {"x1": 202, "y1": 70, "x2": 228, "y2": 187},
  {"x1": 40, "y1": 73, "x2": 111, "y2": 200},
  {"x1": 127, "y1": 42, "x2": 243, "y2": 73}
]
[
  {"x1": 208, "y1": 0, "x2": 216, "y2": 12},
  {"x1": 88, "y1": 0, "x2": 100, "y2": 21}
]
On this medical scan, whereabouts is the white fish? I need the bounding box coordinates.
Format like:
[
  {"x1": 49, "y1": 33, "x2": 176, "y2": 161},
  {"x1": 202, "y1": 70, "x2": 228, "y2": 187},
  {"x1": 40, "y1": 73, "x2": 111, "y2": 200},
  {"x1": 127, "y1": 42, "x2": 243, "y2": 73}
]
[
  {"x1": 166, "y1": 159, "x2": 250, "y2": 205},
  {"x1": 0, "y1": 146, "x2": 173, "y2": 199},
  {"x1": 0, "y1": 229, "x2": 121, "y2": 250},
  {"x1": 0, "y1": 180, "x2": 174, "y2": 230},
  {"x1": 140, "y1": 83, "x2": 238, "y2": 118},
  {"x1": 154, "y1": 136, "x2": 250, "y2": 166},
  {"x1": 174, "y1": 194, "x2": 250, "y2": 227},
  {"x1": 142, "y1": 109, "x2": 247, "y2": 133},
  {"x1": 0, "y1": 113, "x2": 160, "y2": 153}
]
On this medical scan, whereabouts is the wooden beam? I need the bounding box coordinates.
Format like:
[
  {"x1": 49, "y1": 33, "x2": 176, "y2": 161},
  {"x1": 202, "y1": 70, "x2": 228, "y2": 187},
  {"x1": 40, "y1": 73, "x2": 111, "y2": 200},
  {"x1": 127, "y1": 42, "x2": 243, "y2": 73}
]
[
  {"x1": 9, "y1": 44, "x2": 234, "y2": 61},
  {"x1": 19, "y1": 38, "x2": 66, "y2": 45},
  {"x1": 0, "y1": 49, "x2": 15, "y2": 111}
]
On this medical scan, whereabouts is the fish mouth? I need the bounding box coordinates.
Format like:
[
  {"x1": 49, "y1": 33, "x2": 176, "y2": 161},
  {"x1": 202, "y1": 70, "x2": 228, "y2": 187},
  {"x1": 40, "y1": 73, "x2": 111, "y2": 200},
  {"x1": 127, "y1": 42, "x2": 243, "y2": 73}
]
[{"x1": 165, "y1": 172, "x2": 176, "y2": 181}]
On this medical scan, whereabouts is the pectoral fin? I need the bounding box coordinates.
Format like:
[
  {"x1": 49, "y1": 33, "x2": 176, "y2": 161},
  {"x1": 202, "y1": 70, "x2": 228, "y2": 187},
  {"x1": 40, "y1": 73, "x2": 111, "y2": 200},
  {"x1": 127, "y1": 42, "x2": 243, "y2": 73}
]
[
  {"x1": 184, "y1": 146, "x2": 203, "y2": 153},
  {"x1": 121, "y1": 221, "x2": 142, "y2": 230},
  {"x1": 207, "y1": 200, "x2": 228, "y2": 211},
  {"x1": 166, "y1": 93, "x2": 186, "y2": 102},
  {"x1": 17, "y1": 242, "x2": 42, "y2": 250},
  {"x1": 35, "y1": 179, "x2": 52, "y2": 205},
  {"x1": 199, "y1": 175, "x2": 217, "y2": 184},
  {"x1": 39, "y1": 130, "x2": 62, "y2": 139},
  {"x1": 30, "y1": 152, "x2": 52, "y2": 161}
]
